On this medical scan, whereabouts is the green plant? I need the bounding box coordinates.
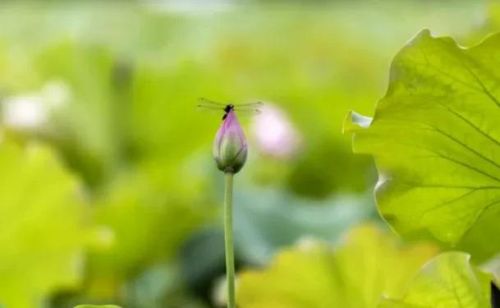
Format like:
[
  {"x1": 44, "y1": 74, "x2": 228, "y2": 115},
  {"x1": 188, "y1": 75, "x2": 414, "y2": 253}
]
[{"x1": 345, "y1": 29, "x2": 500, "y2": 261}]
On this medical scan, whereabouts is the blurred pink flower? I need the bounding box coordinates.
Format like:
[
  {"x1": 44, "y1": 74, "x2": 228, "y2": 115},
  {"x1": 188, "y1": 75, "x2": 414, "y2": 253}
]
[{"x1": 251, "y1": 104, "x2": 300, "y2": 158}]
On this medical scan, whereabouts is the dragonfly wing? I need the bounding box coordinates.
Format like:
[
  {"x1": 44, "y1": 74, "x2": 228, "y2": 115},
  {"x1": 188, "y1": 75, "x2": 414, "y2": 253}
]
[
  {"x1": 234, "y1": 101, "x2": 263, "y2": 114},
  {"x1": 197, "y1": 98, "x2": 263, "y2": 114},
  {"x1": 236, "y1": 101, "x2": 263, "y2": 107},
  {"x1": 198, "y1": 97, "x2": 227, "y2": 107}
]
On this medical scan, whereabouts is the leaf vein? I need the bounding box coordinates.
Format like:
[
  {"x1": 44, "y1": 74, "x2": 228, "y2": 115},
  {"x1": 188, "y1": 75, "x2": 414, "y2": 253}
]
[
  {"x1": 459, "y1": 57, "x2": 500, "y2": 108},
  {"x1": 430, "y1": 150, "x2": 500, "y2": 183},
  {"x1": 428, "y1": 126, "x2": 500, "y2": 170},
  {"x1": 436, "y1": 102, "x2": 500, "y2": 147}
]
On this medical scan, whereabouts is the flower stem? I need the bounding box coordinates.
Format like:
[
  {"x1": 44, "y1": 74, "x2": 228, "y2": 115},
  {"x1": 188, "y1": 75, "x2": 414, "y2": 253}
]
[{"x1": 224, "y1": 172, "x2": 236, "y2": 308}]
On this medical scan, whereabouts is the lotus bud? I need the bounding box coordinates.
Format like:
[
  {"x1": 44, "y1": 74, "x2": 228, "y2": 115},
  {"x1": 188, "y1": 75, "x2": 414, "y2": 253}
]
[{"x1": 213, "y1": 109, "x2": 247, "y2": 174}]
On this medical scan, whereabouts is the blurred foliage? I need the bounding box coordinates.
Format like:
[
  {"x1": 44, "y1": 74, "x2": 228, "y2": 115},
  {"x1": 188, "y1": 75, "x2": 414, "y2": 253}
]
[
  {"x1": 233, "y1": 187, "x2": 374, "y2": 264},
  {"x1": 74, "y1": 306, "x2": 121, "y2": 308},
  {"x1": 84, "y1": 162, "x2": 212, "y2": 301},
  {"x1": 469, "y1": 0, "x2": 500, "y2": 41},
  {"x1": 0, "y1": 0, "x2": 496, "y2": 307},
  {"x1": 345, "y1": 30, "x2": 500, "y2": 261},
  {"x1": 379, "y1": 252, "x2": 491, "y2": 308},
  {"x1": 0, "y1": 141, "x2": 86, "y2": 308},
  {"x1": 238, "y1": 224, "x2": 439, "y2": 308}
]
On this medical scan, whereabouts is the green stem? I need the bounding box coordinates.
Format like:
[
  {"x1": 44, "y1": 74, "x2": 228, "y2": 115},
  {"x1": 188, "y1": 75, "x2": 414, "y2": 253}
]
[{"x1": 224, "y1": 172, "x2": 236, "y2": 308}]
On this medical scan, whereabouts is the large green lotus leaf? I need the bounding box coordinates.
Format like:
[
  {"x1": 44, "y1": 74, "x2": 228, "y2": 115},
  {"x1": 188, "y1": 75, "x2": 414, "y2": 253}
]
[
  {"x1": 0, "y1": 142, "x2": 87, "y2": 308},
  {"x1": 344, "y1": 30, "x2": 500, "y2": 259},
  {"x1": 378, "y1": 252, "x2": 491, "y2": 308},
  {"x1": 237, "y1": 224, "x2": 438, "y2": 308}
]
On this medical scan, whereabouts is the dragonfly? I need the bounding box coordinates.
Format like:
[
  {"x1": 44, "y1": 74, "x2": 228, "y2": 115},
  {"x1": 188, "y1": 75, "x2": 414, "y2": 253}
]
[{"x1": 197, "y1": 98, "x2": 263, "y2": 120}]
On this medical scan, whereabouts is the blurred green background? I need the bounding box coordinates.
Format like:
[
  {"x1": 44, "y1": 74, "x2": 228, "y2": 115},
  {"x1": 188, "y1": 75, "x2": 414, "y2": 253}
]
[{"x1": 0, "y1": 0, "x2": 497, "y2": 307}]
